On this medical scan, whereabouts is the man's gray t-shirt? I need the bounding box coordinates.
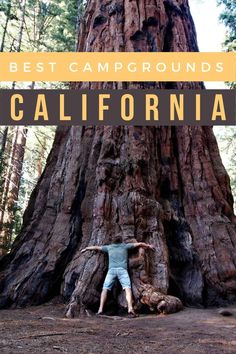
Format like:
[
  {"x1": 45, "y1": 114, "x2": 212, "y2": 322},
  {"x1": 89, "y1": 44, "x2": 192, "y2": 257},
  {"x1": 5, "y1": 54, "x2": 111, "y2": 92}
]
[{"x1": 101, "y1": 243, "x2": 135, "y2": 270}]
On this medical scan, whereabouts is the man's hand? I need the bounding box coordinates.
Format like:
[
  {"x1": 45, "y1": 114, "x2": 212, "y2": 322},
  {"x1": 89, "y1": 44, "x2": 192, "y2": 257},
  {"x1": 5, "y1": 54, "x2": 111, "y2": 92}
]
[
  {"x1": 134, "y1": 242, "x2": 156, "y2": 251},
  {"x1": 81, "y1": 246, "x2": 102, "y2": 253}
]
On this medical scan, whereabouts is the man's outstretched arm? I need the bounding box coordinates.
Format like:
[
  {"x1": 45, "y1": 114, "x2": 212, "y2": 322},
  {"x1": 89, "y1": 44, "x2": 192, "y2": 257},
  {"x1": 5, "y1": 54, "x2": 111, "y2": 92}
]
[
  {"x1": 81, "y1": 246, "x2": 102, "y2": 253},
  {"x1": 133, "y1": 242, "x2": 155, "y2": 251}
]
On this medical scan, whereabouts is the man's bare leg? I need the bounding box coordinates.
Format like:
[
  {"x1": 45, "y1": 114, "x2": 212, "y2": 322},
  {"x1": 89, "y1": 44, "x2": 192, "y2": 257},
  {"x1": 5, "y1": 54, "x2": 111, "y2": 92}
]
[
  {"x1": 124, "y1": 288, "x2": 135, "y2": 314},
  {"x1": 97, "y1": 289, "x2": 108, "y2": 314}
]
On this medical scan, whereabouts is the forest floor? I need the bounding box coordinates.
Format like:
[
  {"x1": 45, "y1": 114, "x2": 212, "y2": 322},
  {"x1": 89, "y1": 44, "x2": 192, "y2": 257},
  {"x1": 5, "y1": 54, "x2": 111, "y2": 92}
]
[{"x1": 0, "y1": 303, "x2": 235, "y2": 354}]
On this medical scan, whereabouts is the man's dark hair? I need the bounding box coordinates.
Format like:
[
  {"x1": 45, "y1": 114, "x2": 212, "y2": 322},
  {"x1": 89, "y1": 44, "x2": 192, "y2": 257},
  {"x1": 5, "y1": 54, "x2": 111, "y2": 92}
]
[{"x1": 113, "y1": 236, "x2": 123, "y2": 244}]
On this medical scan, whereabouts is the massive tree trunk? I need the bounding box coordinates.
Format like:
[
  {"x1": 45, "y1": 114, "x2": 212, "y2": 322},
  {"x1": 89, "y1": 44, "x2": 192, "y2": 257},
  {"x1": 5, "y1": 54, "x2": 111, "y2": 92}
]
[{"x1": 0, "y1": 0, "x2": 235, "y2": 315}]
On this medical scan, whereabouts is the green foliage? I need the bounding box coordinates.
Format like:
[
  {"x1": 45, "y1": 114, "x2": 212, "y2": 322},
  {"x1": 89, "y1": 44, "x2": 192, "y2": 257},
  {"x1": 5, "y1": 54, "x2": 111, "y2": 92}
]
[
  {"x1": 11, "y1": 126, "x2": 56, "y2": 242},
  {"x1": 218, "y1": 0, "x2": 236, "y2": 51},
  {"x1": 218, "y1": 0, "x2": 236, "y2": 87},
  {"x1": 214, "y1": 126, "x2": 236, "y2": 211},
  {"x1": 1, "y1": 126, "x2": 56, "y2": 245},
  {"x1": 0, "y1": 1, "x2": 86, "y2": 246},
  {"x1": 0, "y1": 0, "x2": 85, "y2": 53},
  {"x1": 0, "y1": 0, "x2": 85, "y2": 88},
  {"x1": 0, "y1": 0, "x2": 10, "y2": 14},
  {"x1": 48, "y1": 0, "x2": 80, "y2": 52},
  {"x1": 0, "y1": 0, "x2": 17, "y2": 20}
]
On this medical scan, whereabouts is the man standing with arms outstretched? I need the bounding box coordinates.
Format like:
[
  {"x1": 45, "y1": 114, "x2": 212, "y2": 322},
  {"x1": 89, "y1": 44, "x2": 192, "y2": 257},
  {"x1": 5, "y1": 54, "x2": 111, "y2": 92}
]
[{"x1": 81, "y1": 236, "x2": 155, "y2": 317}]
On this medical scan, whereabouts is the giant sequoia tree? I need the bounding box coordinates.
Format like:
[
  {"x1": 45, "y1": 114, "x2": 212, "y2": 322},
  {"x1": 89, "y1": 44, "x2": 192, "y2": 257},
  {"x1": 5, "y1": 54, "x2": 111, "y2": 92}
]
[{"x1": 0, "y1": 0, "x2": 236, "y2": 316}]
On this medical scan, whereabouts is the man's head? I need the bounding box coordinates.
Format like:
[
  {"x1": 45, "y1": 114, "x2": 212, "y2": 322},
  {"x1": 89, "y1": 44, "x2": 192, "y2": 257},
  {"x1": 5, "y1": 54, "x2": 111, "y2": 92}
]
[{"x1": 113, "y1": 236, "x2": 123, "y2": 244}]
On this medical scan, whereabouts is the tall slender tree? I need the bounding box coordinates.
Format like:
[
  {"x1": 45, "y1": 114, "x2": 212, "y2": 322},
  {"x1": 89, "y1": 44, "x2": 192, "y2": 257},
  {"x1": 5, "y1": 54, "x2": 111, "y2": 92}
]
[
  {"x1": 0, "y1": 0, "x2": 235, "y2": 316},
  {"x1": 16, "y1": 0, "x2": 27, "y2": 52},
  {"x1": 218, "y1": 0, "x2": 236, "y2": 88},
  {"x1": 0, "y1": 127, "x2": 8, "y2": 159},
  {"x1": 0, "y1": 127, "x2": 27, "y2": 255},
  {"x1": 0, "y1": 0, "x2": 12, "y2": 52},
  {"x1": 218, "y1": 0, "x2": 236, "y2": 51},
  {"x1": 1, "y1": 0, "x2": 28, "y2": 249}
]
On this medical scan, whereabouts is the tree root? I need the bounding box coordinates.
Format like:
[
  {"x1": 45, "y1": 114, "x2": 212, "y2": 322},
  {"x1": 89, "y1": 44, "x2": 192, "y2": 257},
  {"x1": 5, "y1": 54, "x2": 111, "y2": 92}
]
[{"x1": 139, "y1": 284, "x2": 183, "y2": 315}]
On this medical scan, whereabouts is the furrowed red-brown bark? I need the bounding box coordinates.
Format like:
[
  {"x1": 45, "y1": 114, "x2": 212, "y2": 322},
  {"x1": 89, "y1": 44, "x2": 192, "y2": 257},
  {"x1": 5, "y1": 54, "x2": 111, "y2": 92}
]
[{"x1": 0, "y1": 1, "x2": 235, "y2": 315}]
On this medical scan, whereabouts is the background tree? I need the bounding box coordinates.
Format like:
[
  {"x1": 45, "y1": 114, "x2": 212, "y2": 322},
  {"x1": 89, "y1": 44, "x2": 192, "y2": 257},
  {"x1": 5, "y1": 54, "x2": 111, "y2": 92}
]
[
  {"x1": 214, "y1": 126, "x2": 236, "y2": 211},
  {"x1": 0, "y1": 0, "x2": 85, "y2": 251},
  {"x1": 218, "y1": 0, "x2": 236, "y2": 88},
  {"x1": 0, "y1": 0, "x2": 85, "y2": 55},
  {"x1": 12, "y1": 127, "x2": 55, "y2": 239},
  {"x1": 0, "y1": 0, "x2": 235, "y2": 317},
  {"x1": 218, "y1": 0, "x2": 236, "y2": 51},
  {"x1": 0, "y1": 0, "x2": 12, "y2": 52},
  {"x1": 0, "y1": 127, "x2": 55, "y2": 255},
  {"x1": 0, "y1": 126, "x2": 15, "y2": 253},
  {"x1": 214, "y1": 0, "x2": 236, "y2": 191},
  {"x1": 0, "y1": 127, "x2": 27, "y2": 255}
]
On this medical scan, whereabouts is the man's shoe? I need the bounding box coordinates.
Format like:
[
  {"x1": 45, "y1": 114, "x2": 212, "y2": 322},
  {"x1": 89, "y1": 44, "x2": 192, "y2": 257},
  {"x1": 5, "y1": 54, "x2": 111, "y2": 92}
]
[
  {"x1": 96, "y1": 311, "x2": 104, "y2": 316},
  {"x1": 128, "y1": 312, "x2": 138, "y2": 318}
]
